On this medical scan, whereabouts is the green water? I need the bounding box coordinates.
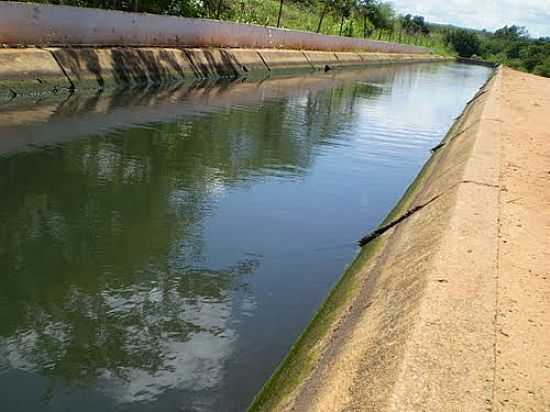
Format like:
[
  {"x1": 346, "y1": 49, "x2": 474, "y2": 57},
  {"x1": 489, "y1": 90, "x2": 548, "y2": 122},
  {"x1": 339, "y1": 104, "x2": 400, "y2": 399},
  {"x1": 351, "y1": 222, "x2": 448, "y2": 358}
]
[{"x1": 0, "y1": 63, "x2": 492, "y2": 411}]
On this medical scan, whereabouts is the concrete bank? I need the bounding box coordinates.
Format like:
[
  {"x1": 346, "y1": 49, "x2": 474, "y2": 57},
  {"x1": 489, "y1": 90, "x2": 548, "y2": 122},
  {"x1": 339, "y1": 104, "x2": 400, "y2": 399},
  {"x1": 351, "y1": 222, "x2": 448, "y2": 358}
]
[
  {"x1": 249, "y1": 66, "x2": 550, "y2": 411},
  {"x1": 0, "y1": 47, "x2": 449, "y2": 102},
  {"x1": 0, "y1": 65, "x2": 405, "y2": 156}
]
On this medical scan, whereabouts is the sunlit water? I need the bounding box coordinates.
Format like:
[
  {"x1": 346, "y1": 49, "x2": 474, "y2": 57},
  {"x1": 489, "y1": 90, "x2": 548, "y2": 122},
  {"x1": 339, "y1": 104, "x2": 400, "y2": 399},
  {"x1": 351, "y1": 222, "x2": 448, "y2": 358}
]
[{"x1": 0, "y1": 63, "x2": 491, "y2": 411}]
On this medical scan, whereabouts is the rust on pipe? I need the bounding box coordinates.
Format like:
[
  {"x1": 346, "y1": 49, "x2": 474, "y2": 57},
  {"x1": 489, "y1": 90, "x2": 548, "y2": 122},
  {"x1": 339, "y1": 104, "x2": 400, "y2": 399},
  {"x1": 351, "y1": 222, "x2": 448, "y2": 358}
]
[{"x1": 0, "y1": 2, "x2": 429, "y2": 54}]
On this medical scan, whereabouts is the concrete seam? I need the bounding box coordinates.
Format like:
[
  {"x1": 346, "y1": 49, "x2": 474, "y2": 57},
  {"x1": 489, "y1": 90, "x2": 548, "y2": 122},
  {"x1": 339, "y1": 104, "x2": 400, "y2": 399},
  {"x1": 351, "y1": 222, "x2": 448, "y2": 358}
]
[
  {"x1": 466, "y1": 88, "x2": 488, "y2": 105},
  {"x1": 454, "y1": 69, "x2": 496, "y2": 119},
  {"x1": 300, "y1": 51, "x2": 315, "y2": 70},
  {"x1": 461, "y1": 179, "x2": 499, "y2": 189},
  {"x1": 430, "y1": 142, "x2": 445, "y2": 153},
  {"x1": 431, "y1": 114, "x2": 503, "y2": 153},
  {"x1": 182, "y1": 49, "x2": 204, "y2": 79},
  {"x1": 256, "y1": 51, "x2": 272, "y2": 72},
  {"x1": 358, "y1": 191, "x2": 446, "y2": 246},
  {"x1": 47, "y1": 49, "x2": 75, "y2": 91},
  {"x1": 7, "y1": 87, "x2": 17, "y2": 101},
  {"x1": 451, "y1": 121, "x2": 480, "y2": 141},
  {"x1": 491, "y1": 73, "x2": 504, "y2": 410},
  {"x1": 429, "y1": 122, "x2": 473, "y2": 153}
]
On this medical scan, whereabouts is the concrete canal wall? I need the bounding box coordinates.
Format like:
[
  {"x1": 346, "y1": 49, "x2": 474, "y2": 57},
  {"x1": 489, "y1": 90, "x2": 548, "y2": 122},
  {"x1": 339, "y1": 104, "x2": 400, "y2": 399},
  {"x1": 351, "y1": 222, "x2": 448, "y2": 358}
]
[
  {"x1": 250, "y1": 66, "x2": 550, "y2": 411},
  {"x1": 0, "y1": 47, "x2": 449, "y2": 101},
  {"x1": 0, "y1": 66, "x2": 406, "y2": 155},
  {"x1": 0, "y1": 2, "x2": 450, "y2": 101}
]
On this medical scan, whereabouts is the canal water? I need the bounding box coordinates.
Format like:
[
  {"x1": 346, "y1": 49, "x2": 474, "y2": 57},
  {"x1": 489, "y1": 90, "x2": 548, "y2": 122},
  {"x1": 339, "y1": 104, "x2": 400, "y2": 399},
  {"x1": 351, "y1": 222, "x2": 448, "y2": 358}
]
[{"x1": 0, "y1": 63, "x2": 491, "y2": 411}]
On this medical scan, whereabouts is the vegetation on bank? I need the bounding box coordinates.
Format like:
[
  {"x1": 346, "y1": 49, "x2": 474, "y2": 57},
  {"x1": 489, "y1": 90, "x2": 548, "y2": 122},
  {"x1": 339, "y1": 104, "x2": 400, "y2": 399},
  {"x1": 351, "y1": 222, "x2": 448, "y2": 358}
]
[
  {"x1": 445, "y1": 26, "x2": 550, "y2": 77},
  {"x1": 22, "y1": 0, "x2": 446, "y2": 48}
]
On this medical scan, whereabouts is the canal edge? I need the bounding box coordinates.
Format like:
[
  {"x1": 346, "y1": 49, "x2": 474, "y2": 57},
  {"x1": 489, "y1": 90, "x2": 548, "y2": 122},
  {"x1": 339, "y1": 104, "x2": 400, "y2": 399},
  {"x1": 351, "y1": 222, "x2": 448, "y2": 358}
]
[
  {"x1": 247, "y1": 66, "x2": 501, "y2": 412},
  {"x1": 0, "y1": 47, "x2": 452, "y2": 104}
]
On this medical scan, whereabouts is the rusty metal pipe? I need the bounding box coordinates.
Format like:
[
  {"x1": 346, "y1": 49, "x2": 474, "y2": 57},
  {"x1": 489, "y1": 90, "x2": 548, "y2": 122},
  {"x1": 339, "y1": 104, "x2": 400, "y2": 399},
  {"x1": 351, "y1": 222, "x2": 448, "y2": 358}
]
[{"x1": 0, "y1": 2, "x2": 429, "y2": 54}]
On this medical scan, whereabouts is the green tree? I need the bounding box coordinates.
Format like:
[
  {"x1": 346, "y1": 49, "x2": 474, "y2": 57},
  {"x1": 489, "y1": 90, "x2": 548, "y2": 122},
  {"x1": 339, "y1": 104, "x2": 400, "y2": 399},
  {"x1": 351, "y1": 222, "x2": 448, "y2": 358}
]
[
  {"x1": 355, "y1": 0, "x2": 375, "y2": 38},
  {"x1": 276, "y1": 0, "x2": 284, "y2": 27},
  {"x1": 495, "y1": 25, "x2": 529, "y2": 41},
  {"x1": 533, "y1": 57, "x2": 550, "y2": 77},
  {"x1": 335, "y1": 0, "x2": 354, "y2": 36},
  {"x1": 316, "y1": 0, "x2": 336, "y2": 33},
  {"x1": 445, "y1": 29, "x2": 481, "y2": 57}
]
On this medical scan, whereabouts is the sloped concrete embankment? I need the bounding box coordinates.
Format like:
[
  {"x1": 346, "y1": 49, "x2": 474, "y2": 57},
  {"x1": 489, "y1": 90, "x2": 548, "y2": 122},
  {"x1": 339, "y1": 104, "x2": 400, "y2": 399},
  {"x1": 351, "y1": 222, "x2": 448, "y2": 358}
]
[
  {"x1": 249, "y1": 66, "x2": 550, "y2": 411},
  {"x1": 0, "y1": 47, "x2": 449, "y2": 102}
]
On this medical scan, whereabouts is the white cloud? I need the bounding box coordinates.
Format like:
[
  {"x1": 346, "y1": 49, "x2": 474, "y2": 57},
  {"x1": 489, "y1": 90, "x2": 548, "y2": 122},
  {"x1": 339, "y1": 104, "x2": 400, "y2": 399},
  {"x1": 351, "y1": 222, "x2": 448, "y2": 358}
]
[{"x1": 390, "y1": 0, "x2": 550, "y2": 38}]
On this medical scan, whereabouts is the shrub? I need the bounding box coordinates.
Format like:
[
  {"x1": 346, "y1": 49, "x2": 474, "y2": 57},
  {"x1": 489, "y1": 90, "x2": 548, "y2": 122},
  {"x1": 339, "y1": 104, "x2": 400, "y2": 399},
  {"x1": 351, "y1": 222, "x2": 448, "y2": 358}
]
[
  {"x1": 533, "y1": 57, "x2": 550, "y2": 78},
  {"x1": 445, "y1": 29, "x2": 481, "y2": 58}
]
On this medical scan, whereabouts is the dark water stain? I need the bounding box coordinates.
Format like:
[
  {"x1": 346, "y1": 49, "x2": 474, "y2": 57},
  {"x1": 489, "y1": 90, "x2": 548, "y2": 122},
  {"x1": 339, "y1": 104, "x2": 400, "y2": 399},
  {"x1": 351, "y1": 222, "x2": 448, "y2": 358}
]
[{"x1": 0, "y1": 63, "x2": 492, "y2": 412}]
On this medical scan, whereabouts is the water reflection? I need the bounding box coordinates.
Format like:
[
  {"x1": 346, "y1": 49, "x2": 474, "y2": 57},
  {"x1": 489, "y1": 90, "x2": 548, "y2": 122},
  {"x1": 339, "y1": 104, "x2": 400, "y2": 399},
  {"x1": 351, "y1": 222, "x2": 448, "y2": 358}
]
[{"x1": 0, "y1": 63, "x2": 492, "y2": 411}]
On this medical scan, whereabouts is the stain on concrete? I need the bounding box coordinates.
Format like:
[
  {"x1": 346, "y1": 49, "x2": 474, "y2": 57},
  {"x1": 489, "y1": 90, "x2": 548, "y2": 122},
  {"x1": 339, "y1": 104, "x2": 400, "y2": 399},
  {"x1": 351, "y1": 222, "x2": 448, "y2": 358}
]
[{"x1": 0, "y1": 47, "x2": 451, "y2": 101}]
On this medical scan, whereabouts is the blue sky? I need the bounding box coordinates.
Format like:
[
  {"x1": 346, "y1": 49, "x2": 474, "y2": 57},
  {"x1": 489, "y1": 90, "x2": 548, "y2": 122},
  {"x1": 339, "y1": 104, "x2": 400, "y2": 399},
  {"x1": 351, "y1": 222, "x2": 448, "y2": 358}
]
[{"x1": 389, "y1": 0, "x2": 550, "y2": 38}]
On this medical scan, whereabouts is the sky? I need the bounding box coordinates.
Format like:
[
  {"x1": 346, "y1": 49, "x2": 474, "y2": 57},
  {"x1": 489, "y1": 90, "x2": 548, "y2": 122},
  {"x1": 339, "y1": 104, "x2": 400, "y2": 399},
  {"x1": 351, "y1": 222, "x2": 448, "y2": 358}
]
[{"x1": 389, "y1": 0, "x2": 550, "y2": 38}]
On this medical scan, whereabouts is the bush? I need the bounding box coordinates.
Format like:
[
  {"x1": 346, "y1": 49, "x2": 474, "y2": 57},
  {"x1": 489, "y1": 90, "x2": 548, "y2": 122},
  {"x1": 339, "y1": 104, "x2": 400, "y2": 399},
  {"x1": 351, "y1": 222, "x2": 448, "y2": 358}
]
[
  {"x1": 534, "y1": 57, "x2": 550, "y2": 78},
  {"x1": 445, "y1": 29, "x2": 481, "y2": 57}
]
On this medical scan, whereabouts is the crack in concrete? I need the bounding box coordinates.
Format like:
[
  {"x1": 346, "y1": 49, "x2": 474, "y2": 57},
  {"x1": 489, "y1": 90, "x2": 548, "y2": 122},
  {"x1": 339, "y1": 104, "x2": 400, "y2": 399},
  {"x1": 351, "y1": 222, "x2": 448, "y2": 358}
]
[
  {"x1": 491, "y1": 80, "x2": 504, "y2": 411},
  {"x1": 301, "y1": 51, "x2": 315, "y2": 70},
  {"x1": 358, "y1": 193, "x2": 443, "y2": 247},
  {"x1": 430, "y1": 142, "x2": 446, "y2": 153},
  {"x1": 358, "y1": 179, "x2": 500, "y2": 247},
  {"x1": 466, "y1": 88, "x2": 488, "y2": 105},
  {"x1": 462, "y1": 179, "x2": 499, "y2": 189},
  {"x1": 256, "y1": 51, "x2": 272, "y2": 72},
  {"x1": 430, "y1": 118, "x2": 485, "y2": 153}
]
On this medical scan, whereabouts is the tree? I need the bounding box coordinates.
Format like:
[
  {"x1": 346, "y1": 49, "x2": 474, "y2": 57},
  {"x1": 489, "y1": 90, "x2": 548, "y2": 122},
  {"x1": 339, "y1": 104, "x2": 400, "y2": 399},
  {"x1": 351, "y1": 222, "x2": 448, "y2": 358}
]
[
  {"x1": 316, "y1": 0, "x2": 336, "y2": 33},
  {"x1": 495, "y1": 25, "x2": 529, "y2": 41},
  {"x1": 355, "y1": 0, "x2": 375, "y2": 38},
  {"x1": 445, "y1": 29, "x2": 482, "y2": 57},
  {"x1": 277, "y1": 0, "x2": 284, "y2": 27},
  {"x1": 533, "y1": 56, "x2": 550, "y2": 77},
  {"x1": 356, "y1": 0, "x2": 392, "y2": 36},
  {"x1": 400, "y1": 13, "x2": 428, "y2": 35},
  {"x1": 520, "y1": 44, "x2": 547, "y2": 72},
  {"x1": 336, "y1": 0, "x2": 354, "y2": 36}
]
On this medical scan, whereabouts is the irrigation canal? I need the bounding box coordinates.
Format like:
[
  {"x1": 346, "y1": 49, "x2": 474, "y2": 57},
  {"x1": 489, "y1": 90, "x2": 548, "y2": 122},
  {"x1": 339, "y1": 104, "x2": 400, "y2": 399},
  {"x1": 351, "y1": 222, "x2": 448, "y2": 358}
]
[{"x1": 0, "y1": 62, "x2": 492, "y2": 411}]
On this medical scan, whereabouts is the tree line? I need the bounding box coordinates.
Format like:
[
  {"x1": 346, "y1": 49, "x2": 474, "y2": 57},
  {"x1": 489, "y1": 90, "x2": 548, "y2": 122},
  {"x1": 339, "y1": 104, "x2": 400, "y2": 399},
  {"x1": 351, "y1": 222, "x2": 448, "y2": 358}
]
[
  {"x1": 24, "y1": 0, "x2": 436, "y2": 46},
  {"x1": 444, "y1": 25, "x2": 550, "y2": 77}
]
